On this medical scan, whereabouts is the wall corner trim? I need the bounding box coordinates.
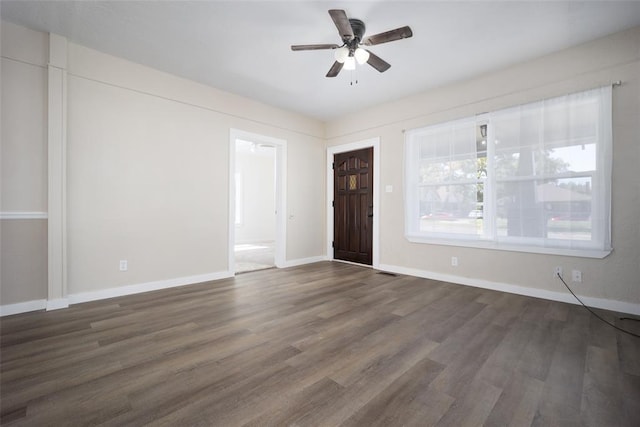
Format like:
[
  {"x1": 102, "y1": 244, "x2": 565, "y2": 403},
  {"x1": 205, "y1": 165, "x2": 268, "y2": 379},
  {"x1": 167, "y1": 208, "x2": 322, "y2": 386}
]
[
  {"x1": 377, "y1": 263, "x2": 640, "y2": 316},
  {"x1": 47, "y1": 32, "x2": 68, "y2": 304}
]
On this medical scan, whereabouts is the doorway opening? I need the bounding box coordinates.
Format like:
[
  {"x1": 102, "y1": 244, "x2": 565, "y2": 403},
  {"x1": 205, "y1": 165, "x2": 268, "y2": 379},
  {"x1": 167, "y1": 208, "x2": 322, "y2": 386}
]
[{"x1": 229, "y1": 129, "x2": 286, "y2": 274}]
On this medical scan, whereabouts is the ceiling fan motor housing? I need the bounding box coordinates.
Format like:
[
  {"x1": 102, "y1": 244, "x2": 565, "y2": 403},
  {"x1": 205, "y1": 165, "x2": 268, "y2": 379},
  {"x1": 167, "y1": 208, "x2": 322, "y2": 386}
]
[{"x1": 348, "y1": 18, "x2": 366, "y2": 49}]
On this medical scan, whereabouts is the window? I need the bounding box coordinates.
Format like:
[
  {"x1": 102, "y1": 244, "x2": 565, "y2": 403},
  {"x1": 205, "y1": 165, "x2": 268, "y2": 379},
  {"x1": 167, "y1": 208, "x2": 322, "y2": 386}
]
[{"x1": 405, "y1": 86, "x2": 612, "y2": 257}]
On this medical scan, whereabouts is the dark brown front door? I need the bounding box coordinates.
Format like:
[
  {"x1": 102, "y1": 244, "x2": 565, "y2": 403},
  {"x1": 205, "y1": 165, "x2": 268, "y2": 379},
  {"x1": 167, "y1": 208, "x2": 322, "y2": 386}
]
[{"x1": 333, "y1": 147, "x2": 373, "y2": 265}]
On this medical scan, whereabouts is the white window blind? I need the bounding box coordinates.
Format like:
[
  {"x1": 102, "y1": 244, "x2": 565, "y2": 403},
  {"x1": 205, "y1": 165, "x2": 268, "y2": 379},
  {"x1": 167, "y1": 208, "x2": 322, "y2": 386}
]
[{"x1": 405, "y1": 86, "x2": 612, "y2": 257}]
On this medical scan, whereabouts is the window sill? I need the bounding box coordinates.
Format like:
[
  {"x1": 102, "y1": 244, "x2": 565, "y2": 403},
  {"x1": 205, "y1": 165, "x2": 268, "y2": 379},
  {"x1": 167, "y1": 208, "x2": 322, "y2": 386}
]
[{"x1": 405, "y1": 235, "x2": 612, "y2": 259}]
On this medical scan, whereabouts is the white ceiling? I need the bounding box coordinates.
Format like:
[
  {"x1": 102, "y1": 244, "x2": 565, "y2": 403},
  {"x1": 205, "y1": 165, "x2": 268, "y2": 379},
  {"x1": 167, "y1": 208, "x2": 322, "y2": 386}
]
[{"x1": 2, "y1": 1, "x2": 640, "y2": 121}]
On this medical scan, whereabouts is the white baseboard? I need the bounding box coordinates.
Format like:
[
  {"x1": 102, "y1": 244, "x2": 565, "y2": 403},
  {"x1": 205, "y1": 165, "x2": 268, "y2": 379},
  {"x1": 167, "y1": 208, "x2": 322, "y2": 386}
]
[
  {"x1": 378, "y1": 263, "x2": 640, "y2": 316},
  {"x1": 7, "y1": 262, "x2": 635, "y2": 317},
  {"x1": 333, "y1": 259, "x2": 376, "y2": 268},
  {"x1": 68, "y1": 270, "x2": 234, "y2": 305},
  {"x1": 1, "y1": 271, "x2": 233, "y2": 316},
  {"x1": 279, "y1": 255, "x2": 328, "y2": 268},
  {"x1": 46, "y1": 298, "x2": 69, "y2": 311},
  {"x1": 0, "y1": 299, "x2": 47, "y2": 316}
]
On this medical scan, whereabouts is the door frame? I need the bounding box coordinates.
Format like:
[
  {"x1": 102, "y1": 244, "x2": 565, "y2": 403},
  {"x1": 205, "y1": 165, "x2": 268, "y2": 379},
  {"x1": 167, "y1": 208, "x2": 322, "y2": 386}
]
[
  {"x1": 327, "y1": 138, "x2": 380, "y2": 268},
  {"x1": 229, "y1": 129, "x2": 287, "y2": 274}
]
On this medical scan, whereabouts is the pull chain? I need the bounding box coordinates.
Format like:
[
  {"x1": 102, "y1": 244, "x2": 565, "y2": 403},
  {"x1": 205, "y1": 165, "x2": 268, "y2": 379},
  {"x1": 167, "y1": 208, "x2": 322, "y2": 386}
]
[{"x1": 350, "y1": 68, "x2": 359, "y2": 86}]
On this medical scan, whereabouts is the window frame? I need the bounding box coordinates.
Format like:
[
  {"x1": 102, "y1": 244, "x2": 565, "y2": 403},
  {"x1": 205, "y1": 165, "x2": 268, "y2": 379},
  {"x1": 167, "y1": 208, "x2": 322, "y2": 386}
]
[{"x1": 404, "y1": 87, "x2": 612, "y2": 259}]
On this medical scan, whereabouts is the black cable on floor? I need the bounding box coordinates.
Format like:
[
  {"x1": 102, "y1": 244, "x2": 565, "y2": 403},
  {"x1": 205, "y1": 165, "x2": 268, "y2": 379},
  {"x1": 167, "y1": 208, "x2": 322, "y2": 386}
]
[{"x1": 556, "y1": 273, "x2": 640, "y2": 339}]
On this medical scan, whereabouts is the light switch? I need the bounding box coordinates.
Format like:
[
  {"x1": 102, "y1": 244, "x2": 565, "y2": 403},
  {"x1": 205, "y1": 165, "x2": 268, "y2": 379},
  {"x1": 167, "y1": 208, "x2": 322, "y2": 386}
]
[{"x1": 385, "y1": 185, "x2": 393, "y2": 193}]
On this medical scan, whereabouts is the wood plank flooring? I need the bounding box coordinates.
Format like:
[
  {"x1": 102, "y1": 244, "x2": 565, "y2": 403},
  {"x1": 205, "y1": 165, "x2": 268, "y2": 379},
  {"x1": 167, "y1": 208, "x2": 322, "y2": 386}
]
[{"x1": 1, "y1": 261, "x2": 639, "y2": 426}]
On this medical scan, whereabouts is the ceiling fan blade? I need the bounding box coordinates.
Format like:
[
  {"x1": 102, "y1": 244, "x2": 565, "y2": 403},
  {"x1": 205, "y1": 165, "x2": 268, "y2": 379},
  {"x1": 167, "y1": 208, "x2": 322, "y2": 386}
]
[
  {"x1": 329, "y1": 9, "x2": 354, "y2": 41},
  {"x1": 326, "y1": 61, "x2": 344, "y2": 78},
  {"x1": 366, "y1": 50, "x2": 391, "y2": 73},
  {"x1": 291, "y1": 44, "x2": 340, "y2": 51},
  {"x1": 363, "y1": 26, "x2": 413, "y2": 46}
]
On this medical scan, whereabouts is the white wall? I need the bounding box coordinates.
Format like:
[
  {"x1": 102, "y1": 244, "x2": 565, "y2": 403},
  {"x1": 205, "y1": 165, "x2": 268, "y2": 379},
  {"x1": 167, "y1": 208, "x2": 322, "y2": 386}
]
[
  {"x1": 1, "y1": 21, "x2": 326, "y2": 309},
  {"x1": 235, "y1": 148, "x2": 276, "y2": 244},
  {"x1": 0, "y1": 21, "x2": 48, "y2": 305},
  {"x1": 326, "y1": 26, "x2": 640, "y2": 311},
  {"x1": 64, "y1": 42, "x2": 325, "y2": 295}
]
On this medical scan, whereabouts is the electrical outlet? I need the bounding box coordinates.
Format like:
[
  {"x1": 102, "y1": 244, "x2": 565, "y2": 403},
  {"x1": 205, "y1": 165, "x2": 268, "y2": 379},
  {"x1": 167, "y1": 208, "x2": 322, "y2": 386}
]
[
  {"x1": 451, "y1": 256, "x2": 458, "y2": 267},
  {"x1": 572, "y1": 270, "x2": 582, "y2": 283},
  {"x1": 119, "y1": 260, "x2": 128, "y2": 271},
  {"x1": 554, "y1": 266, "x2": 563, "y2": 278}
]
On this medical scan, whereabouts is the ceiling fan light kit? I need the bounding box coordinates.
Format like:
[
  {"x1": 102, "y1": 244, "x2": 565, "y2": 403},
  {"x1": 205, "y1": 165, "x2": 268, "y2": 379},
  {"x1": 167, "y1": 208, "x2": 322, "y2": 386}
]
[
  {"x1": 334, "y1": 46, "x2": 349, "y2": 63},
  {"x1": 344, "y1": 56, "x2": 356, "y2": 71},
  {"x1": 354, "y1": 48, "x2": 370, "y2": 65},
  {"x1": 291, "y1": 9, "x2": 413, "y2": 78}
]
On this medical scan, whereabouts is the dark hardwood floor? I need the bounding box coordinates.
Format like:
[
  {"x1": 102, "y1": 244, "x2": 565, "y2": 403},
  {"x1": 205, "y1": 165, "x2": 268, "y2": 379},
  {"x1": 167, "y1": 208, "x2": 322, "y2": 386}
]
[{"x1": 1, "y1": 262, "x2": 639, "y2": 426}]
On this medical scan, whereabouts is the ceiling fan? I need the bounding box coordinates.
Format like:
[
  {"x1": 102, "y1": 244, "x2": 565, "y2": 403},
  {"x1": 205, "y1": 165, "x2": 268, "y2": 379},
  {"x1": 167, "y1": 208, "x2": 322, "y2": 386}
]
[{"x1": 291, "y1": 9, "x2": 413, "y2": 77}]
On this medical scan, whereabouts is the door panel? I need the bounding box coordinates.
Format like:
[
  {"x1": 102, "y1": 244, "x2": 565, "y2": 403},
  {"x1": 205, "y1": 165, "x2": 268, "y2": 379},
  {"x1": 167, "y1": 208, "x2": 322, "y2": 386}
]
[{"x1": 333, "y1": 147, "x2": 373, "y2": 265}]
